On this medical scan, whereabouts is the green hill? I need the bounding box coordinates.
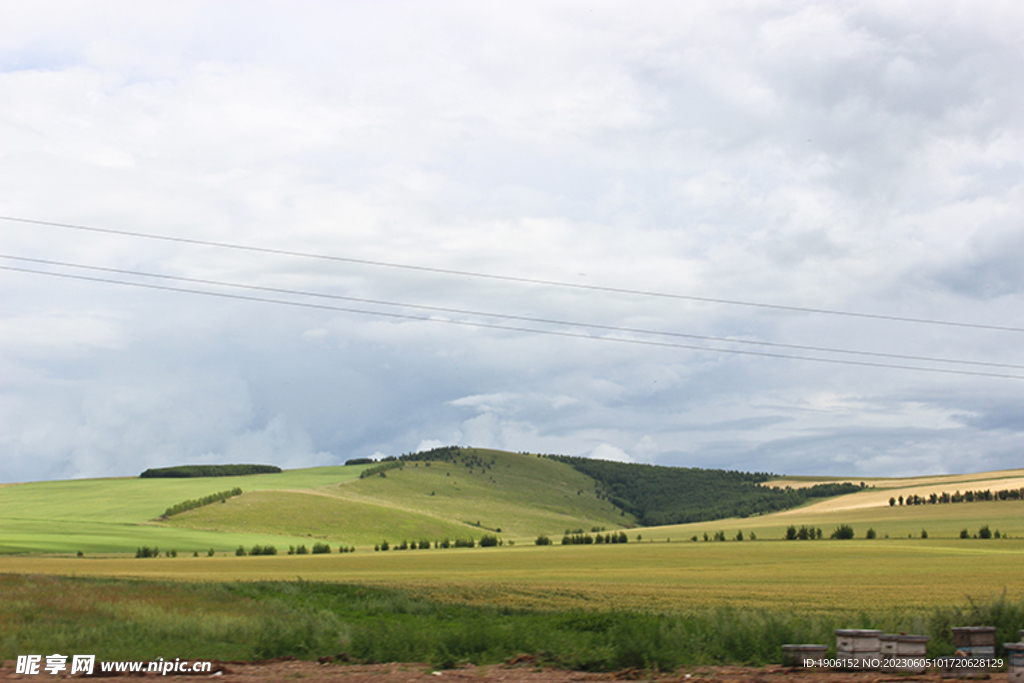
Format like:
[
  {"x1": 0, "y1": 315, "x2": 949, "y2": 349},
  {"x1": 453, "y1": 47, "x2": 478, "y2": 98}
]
[
  {"x1": 0, "y1": 466, "x2": 372, "y2": 554},
  {"x1": 0, "y1": 450, "x2": 632, "y2": 553},
  {"x1": 7, "y1": 447, "x2": 1018, "y2": 555},
  {"x1": 166, "y1": 449, "x2": 632, "y2": 546}
]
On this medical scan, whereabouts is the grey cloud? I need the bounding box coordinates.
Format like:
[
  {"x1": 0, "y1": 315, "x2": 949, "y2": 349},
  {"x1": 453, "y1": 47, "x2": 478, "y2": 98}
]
[{"x1": 3, "y1": 2, "x2": 1024, "y2": 482}]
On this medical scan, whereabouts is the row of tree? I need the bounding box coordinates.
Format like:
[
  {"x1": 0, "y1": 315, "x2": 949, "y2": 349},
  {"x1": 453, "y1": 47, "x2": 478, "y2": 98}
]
[
  {"x1": 140, "y1": 464, "x2": 280, "y2": 478},
  {"x1": 159, "y1": 487, "x2": 242, "y2": 519},
  {"x1": 373, "y1": 536, "x2": 504, "y2": 551},
  {"x1": 561, "y1": 531, "x2": 629, "y2": 545},
  {"x1": 890, "y1": 488, "x2": 1024, "y2": 506}
]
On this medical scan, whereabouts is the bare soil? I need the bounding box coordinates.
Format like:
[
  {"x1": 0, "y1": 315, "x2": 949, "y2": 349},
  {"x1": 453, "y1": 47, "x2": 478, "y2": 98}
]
[{"x1": 1, "y1": 660, "x2": 993, "y2": 683}]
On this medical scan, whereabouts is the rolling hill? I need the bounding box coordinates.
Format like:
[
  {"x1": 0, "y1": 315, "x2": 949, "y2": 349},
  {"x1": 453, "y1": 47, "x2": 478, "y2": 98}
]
[
  {"x1": 3, "y1": 447, "x2": 1022, "y2": 555},
  {"x1": 0, "y1": 449, "x2": 633, "y2": 553}
]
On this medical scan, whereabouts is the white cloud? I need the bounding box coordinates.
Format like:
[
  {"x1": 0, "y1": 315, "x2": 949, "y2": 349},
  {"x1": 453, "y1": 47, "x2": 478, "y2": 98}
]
[{"x1": 589, "y1": 444, "x2": 634, "y2": 464}]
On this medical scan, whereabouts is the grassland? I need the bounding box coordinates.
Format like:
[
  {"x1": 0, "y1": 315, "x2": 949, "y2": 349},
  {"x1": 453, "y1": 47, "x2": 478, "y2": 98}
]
[
  {"x1": 0, "y1": 451, "x2": 632, "y2": 554},
  {"x1": 4, "y1": 458, "x2": 1024, "y2": 669},
  {"x1": 166, "y1": 450, "x2": 631, "y2": 546},
  {"x1": 0, "y1": 466, "x2": 371, "y2": 554}
]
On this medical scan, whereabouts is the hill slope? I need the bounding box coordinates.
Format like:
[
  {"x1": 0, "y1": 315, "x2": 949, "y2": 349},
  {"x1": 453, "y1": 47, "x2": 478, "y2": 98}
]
[
  {"x1": 0, "y1": 450, "x2": 633, "y2": 553},
  {"x1": 167, "y1": 449, "x2": 632, "y2": 545}
]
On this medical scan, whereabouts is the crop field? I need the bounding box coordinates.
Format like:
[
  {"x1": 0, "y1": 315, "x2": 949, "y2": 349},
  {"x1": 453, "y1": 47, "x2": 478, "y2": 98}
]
[{"x1": 4, "y1": 537, "x2": 1022, "y2": 613}]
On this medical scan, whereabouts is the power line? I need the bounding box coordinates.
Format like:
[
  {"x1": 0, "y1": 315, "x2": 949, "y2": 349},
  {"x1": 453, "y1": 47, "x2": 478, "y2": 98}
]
[
  {"x1": 4, "y1": 253, "x2": 1023, "y2": 372},
  {"x1": 3, "y1": 264, "x2": 1022, "y2": 380},
  {"x1": 3, "y1": 214, "x2": 1022, "y2": 333}
]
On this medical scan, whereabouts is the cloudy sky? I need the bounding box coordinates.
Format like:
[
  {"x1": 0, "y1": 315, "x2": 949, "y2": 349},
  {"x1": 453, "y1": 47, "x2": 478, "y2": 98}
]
[{"x1": 2, "y1": 1, "x2": 1023, "y2": 483}]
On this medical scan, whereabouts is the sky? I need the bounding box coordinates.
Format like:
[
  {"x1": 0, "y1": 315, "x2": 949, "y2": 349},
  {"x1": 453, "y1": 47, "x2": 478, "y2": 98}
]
[{"x1": 2, "y1": 1, "x2": 1023, "y2": 483}]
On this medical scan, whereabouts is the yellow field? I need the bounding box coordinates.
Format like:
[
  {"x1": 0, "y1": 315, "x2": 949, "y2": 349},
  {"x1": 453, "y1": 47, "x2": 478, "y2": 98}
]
[{"x1": 4, "y1": 537, "x2": 1021, "y2": 613}]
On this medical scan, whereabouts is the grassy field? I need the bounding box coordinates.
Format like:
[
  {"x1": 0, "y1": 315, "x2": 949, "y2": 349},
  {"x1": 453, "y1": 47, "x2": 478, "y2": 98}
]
[
  {"x1": 0, "y1": 465, "x2": 372, "y2": 554},
  {"x1": 5, "y1": 573, "x2": 1019, "y2": 670},
  {"x1": 0, "y1": 451, "x2": 633, "y2": 553}
]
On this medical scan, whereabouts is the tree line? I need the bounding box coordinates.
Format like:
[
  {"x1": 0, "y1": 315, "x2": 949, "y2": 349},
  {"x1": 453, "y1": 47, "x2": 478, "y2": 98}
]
[
  {"x1": 140, "y1": 464, "x2": 281, "y2": 478},
  {"x1": 890, "y1": 487, "x2": 1024, "y2": 506},
  {"x1": 159, "y1": 487, "x2": 242, "y2": 519}
]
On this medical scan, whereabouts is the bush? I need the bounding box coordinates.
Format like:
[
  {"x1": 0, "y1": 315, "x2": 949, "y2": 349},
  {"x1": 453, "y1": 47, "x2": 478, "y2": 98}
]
[
  {"x1": 295, "y1": 544, "x2": 308, "y2": 555},
  {"x1": 960, "y1": 528, "x2": 970, "y2": 539},
  {"x1": 921, "y1": 529, "x2": 928, "y2": 539},
  {"x1": 479, "y1": 535, "x2": 499, "y2": 547},
  {"x1": 235, "y1": 545, "x2": 246, "y2": 557},
  {"x1": 830, "y1": 524, "x2": 855, "y2": 540},
  {"x1": 979, "y1": 525, "x2": 992, "y2": 539},
  {"x1": 866, "y1": 528, "x2": 876, "y2": 539},
  {"x1": 535, "y1": 535, "x2": 552, "y2": 546},
  {"x1": 249, "y1": 544, "x2": 278, "y2": 556},
  {"x1": 311, "y1": 542, "x2": 331, "y2": 554}
]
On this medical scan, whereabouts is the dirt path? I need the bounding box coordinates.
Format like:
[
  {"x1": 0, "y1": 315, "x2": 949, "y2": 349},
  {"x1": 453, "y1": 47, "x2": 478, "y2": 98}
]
[{"x1": 0, "y1": 660, "x2": 995, "y2": 682}]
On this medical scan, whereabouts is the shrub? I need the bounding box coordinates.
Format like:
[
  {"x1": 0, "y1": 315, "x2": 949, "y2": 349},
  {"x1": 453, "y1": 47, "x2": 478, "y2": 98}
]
[
  {"x1": 535, "y1": 535, "x2": 551, "y2": 546},
  {"x1": 866, "y1": 528, "x2": 876, "y2": 539},
  {"x1": 249, "y1": 545, "x2": 277, "y2": 556},
  {"x1": 479, "y1": 534, "x2": 499, "y2": 547},
  {"x1": 208, "y1": 548, "x2": 215, "y2": 557},
  {"x1": 979, "y1": 525, "x2": 992, "y2": 539},
  {"x1": 380, "y1": 540, "x2": 390, "y2": 551},
  {"x1": 295, "y1": 544, "x2": 308, "y2": 555},
  {"x1": 235, "y1": 545, "x2": 246, "y2": 557},
  {"x1": 921, "y1": 529, "x2": 928, "y2": 539},
  {"x1": 311, "y1": 542, "x2": 331, "y2": 554},
  {"x1": 830, "y1": 524, "x2": 855, "y2": 540},
  {"x1": 960, "y1": 528, "x2": 970, "y2": 539}
]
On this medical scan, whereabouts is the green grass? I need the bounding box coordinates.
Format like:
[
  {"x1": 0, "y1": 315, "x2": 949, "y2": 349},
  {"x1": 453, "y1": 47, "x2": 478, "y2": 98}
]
[
  {"x1": 0, "y1": 466, "x2": 372, "y2": 554},
  {"x1": 167, "y1": 490, "x2": 477, "y2": 546},
  {"x1": 1, "y1": 451, "x2": 633, "y2": 553},
  {"x1": 2, "y1": 574, "x2": 1022, "y2": 669},
  {"x1": 652, "y1": 498, "x2": 1024, "y2": 541}
]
